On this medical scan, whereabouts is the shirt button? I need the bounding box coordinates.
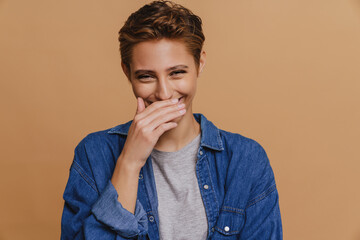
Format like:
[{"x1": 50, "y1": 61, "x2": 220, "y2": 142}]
[
  {"x1": 199, "y1": 150, "x2": 203, "y2": 155},
  {"x1": 203, "y1": 184, "x2": 209, "y2": 189},
  {"x1": 148, "y1": 215, "x2": 154, "y2": 222},
  {"x1": 224, "y1": 226, "x2": 230, "y2": 232},
  {"x1": 211, "y1": 227, "x2": 215, "y2": 232},
  {"x1": 139, "y1": 174, "x2": 143, "y2": 180}
]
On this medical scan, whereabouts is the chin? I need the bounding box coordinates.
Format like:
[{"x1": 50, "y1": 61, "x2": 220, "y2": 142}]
[
  {"x1": 174, "y1": 109, "x2": 191, "y2": 124},
  {"x1": 172, "y1": 114, "x2": 184, "y2": 123}
]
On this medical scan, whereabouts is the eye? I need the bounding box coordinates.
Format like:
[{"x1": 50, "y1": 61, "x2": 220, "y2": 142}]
[
  {"x1": 170, "y1": 70, "x2": 187, "y2": 76},
  {"x1": 137, "y1": 74, "x2": 151, "y2": 79}
]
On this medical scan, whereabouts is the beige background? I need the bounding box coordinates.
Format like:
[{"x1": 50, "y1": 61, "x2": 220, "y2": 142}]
[{"x1": 1, "y1": 0, "x2": 359, "y2": 239}]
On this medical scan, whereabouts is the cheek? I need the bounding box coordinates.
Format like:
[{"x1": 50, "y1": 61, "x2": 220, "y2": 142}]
[
  {"x1": 132, "y1": 83, "x2": 154, "y2": 98},
  {"x1": 179, "y1": 77, "x2": 197, "y2": 95}
]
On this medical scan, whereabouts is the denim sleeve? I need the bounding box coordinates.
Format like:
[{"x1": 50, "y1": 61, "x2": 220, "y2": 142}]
[
  {"x1": 240, "y1": 144, "x2": 283, "y2": 239},
  {"x1": 61, "y1": 147, "x2": 148, "y2": 239},
  {"x1": 240, "y1": 186, "x2": 282, "y2": 239},
  {"x1": 91, "y1": 180, "x2": 148, "y2": 236}
]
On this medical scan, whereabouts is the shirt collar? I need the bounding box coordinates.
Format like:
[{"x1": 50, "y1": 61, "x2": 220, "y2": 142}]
[{"x1": 107, "y1": 113, "x2": 224, "y2": 151}]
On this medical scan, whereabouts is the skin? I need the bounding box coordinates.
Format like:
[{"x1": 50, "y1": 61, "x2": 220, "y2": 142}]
[{"x1": 111, "y1": 38, "x2": 206, "y2": 214}]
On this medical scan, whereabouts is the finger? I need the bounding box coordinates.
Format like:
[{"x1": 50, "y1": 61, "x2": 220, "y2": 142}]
[
  {"x1": 138, "y1": 103, "x2": 185, "y2": 127},
  {"x1": 153, "y1": 122, "x2": 178, "y2": 138},
  {"x1": 148, "y1": 108, "x2": 186, "y2": 130},
  {"x1": 137, "y1": 98, "x2": 179, "y2": 119},
  {"x1": 136, "y1": 97, "x2": 146, "y2": 114}
]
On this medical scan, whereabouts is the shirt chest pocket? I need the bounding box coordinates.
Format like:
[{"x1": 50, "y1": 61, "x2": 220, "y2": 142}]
[{"x1": 211, "y1": 208, "x2": 245, "y2": 239}]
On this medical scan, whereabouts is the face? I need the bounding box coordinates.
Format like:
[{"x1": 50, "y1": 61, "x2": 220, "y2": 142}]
[{"x1": 122, "y1": 38, "x2": 206, "y2": 118}]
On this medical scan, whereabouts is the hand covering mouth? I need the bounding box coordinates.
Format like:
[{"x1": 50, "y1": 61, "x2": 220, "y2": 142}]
[{"x1": 147, "y1": 96, "x2": 184, "y2": 105}]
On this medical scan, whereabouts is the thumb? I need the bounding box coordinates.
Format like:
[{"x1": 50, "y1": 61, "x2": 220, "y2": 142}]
[{"x1": 136, "y1": 97, "x2": 145, "y2": 114}]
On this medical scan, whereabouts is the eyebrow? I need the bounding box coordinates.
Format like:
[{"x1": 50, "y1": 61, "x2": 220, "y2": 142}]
[{"x1": 134, "y1": 65, "x2": 188, "y2": 75}]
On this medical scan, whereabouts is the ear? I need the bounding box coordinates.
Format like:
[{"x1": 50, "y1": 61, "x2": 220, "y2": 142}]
[
  {"x1": 121, "y1": 61, "x2": 131, "y2": 81},
  {"x1": 198, "y1": 50, "x2": 206, "y2": 76}
]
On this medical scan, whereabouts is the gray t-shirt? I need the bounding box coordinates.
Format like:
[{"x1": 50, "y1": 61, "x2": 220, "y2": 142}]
[{"x1": 151, "y1": 134, "x2": 208, "y2": 240}]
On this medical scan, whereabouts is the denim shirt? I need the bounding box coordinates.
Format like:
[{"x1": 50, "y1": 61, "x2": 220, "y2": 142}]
[{"x1": 61, "y1": 113, "x2": 282, "y2": 240}]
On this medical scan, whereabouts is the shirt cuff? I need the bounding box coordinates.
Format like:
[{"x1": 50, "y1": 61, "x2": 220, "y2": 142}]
[{"x1": 91, "y1": 180, "x2": 148, "y2": 238}]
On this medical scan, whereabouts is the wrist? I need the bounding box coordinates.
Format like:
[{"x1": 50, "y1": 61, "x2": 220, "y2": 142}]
[{"x1": 117, "y1": 153, "x2": 143, "y2": 174}]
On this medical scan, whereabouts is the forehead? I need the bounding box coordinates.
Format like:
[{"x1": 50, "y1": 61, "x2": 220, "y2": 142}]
[{"x1": 131, "y1": 38, "x2": 194, "y2": 71}]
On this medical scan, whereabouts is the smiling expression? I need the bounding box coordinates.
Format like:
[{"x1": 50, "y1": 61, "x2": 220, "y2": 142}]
[{"x1": 122, "y1": 38, "x2": 206, "y2": 116}]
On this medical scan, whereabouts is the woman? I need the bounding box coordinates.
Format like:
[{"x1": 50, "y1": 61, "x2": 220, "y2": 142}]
[{"x1": 61, "y1": 1, "x2": 282, "y2": 239}]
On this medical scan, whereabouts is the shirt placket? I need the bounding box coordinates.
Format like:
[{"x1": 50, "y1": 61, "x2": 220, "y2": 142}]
[
  {"x1": 139, "y1": 155, "x2": 160, "y2": 240},
  {"x1": 196, "y1": 147, "x2": 219, "y2": 239}
]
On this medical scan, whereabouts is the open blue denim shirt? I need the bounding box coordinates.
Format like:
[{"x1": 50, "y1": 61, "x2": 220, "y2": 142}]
[{"x1": 61, "y1": 113, "x2": 282, "y2": 239}]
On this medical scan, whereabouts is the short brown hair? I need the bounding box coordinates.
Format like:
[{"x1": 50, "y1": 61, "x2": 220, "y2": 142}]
[{"x1": 119, "y1": 0, "x2": 205, "y2": 74}]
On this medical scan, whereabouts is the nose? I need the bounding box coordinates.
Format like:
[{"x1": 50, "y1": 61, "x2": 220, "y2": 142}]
[{"x1": 155, "y1": 77, "x2": 173, "y2": 100}]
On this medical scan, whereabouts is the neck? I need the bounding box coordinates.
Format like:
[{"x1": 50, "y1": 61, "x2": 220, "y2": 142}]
[{"x1": 154, "y1": 111, "x2": 200, "y2": 152}]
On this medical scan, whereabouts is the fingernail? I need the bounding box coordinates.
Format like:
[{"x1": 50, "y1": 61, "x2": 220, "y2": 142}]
[
  {"x1": 179, "y1": 109, "x2": 186, "y2": 114},
  {"x1": 177, "y1": 103, "x2": 185, "y2": 109},
  {"x1": 171, "y1": 98, "x2": 179, "y2": 103}
]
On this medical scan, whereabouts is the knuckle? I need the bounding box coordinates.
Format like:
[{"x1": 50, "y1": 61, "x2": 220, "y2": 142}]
[
  {"x1": 164, "y1": 105, "x2": 177, "y2": 114},
  {"x1": 136, "y1": 119, "x2": 144, "y2": 128},
  {"x1": 158, "y1": 107, "x2": 169, "y2": 115},
  {"x1": 134, "y1": 115, "x2": 141, "y2": 123},
  {"x1": 139, "y1": 126, "x2": 148, "y2": 135},
  {"x1": 152, "y1": 101, "x2": 163, "y2": 107}
]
